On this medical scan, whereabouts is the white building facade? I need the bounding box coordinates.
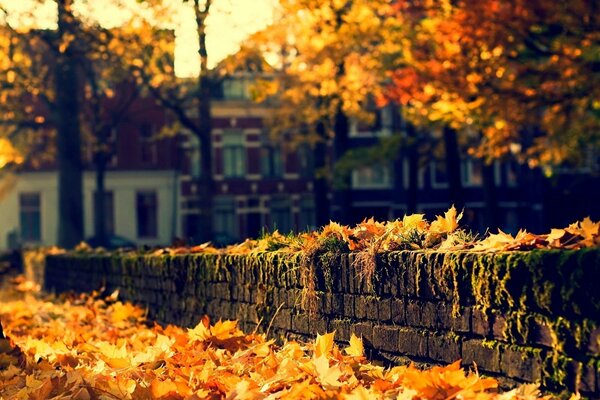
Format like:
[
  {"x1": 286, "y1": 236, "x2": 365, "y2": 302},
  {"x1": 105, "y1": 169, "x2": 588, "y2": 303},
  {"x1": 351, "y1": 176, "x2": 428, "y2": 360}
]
[{"x1": 0, "y1": 170, "x2": 180, "y2": 251}]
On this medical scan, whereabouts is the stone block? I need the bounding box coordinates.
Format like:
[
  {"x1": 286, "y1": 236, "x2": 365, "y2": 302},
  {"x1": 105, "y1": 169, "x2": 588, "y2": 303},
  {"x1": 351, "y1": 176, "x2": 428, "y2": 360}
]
[
  {"x1": 471, "y1": 307, "x2": 490, "y2": 337},
  {"x1": 391, "y1": 299, "x2": 406, "y2": 325},
  {"x1": 343, "y1": 295, "x2": 355, "y2": 318},
  {"x1": 373, "y1": 326, "x2": 400, "y2": 352},
  {"x1": 587, "y1": 327, "x2": 600, "y2": 354},
  {"x1": 378, "y1": 298, "x2": 392, "y2": 322},
  {"x1": 491, "y1": 313, "x2": 509, "y2": 341},
  {"x1": 291, "y1": 313, "x2": 310, "y2": 334},
  {"x1": 420, "y1": 301, "x2": 439, "y2": 329},
  {"x1": 329, "y1": 319, "x2": 351, "y2": 342},
  {"x1": 272, "y1": 308, "x2": 292, "y2": 330},
  {"x1": 365, "y1": 297, "x2": 380, "y2": 321},
  {"x1": 462, "y1": 339, "x2": 501, "y2": 373},
  {"x1": 579, "y1": 362, "x2": 597, "y2": 394},
  {"x1": 352, "y1": 322, "x2": 375, "y2": 346},
  {"x1": 309, "y1": 317, "x2": 328, "y2": 335},
  {"x1": 428, "y1": 334, "x2": 461, "y2": 364},
  {"x1": 397, "y1": 329, "x2": 427, "y2": 358},
  {"x1": 500, "y1": 346, "x2": 542, "y2": 382},
  {"x1": 528, "y1": 318, "x2": 554, "y2": 348},
  {"x1": 406, "y1": 300, "x2": 423, "y2": 327},
  {"x1": 355, "y1": 296, "x2": 368, "y2": 320}
]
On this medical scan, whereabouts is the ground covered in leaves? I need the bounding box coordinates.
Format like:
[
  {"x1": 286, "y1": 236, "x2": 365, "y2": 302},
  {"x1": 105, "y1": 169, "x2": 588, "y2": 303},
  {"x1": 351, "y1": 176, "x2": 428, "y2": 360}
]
[{"x1": 0, "y1": 284, "x2": 561, "y2": 400}]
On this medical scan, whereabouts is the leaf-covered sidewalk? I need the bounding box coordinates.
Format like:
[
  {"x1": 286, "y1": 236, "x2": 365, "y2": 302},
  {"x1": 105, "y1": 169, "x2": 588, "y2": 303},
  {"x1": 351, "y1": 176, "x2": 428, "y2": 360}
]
[{"x1": 0, "y1": 282, "x2": 562, "y2": 400}]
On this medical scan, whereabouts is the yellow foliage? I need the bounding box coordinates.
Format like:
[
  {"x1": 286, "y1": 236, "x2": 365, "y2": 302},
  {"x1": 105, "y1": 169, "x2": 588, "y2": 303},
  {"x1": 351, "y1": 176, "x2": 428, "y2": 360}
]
[{"x1": 0, "y1": 291, "x2": 550, "y2": 399}]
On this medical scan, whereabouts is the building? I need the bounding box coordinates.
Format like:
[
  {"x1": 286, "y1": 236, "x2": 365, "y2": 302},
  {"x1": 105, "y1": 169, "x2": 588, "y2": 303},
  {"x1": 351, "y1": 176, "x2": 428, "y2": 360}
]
[
  {"x1": 179, "y1": 70, "x2": 316, "y2": 244},
  {"x1": 1, "y1": 65, "x2": 598, "y2": 251},
  {"x1": 0, "y1": 96, "x2": 182, "y2": 250}
]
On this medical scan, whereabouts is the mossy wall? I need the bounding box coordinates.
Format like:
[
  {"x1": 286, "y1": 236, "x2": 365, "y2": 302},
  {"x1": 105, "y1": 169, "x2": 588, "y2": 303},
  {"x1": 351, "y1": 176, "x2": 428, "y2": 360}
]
[{"x1": 44, "y1": 249, "x2": 600, "y2": 397}]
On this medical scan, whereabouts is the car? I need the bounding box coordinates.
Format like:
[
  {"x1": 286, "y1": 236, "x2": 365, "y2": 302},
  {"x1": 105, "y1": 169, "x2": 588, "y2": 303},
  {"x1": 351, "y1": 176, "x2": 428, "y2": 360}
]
[{"x1": 85, "y1": 235, "x2": 137, "y2": 250}]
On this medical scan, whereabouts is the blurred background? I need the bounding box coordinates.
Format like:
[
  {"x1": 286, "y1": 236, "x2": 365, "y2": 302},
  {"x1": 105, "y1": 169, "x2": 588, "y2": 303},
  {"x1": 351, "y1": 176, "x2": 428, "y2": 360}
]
[{"x1": 0, "y1": 0, "x2": 599, "y2": 250}]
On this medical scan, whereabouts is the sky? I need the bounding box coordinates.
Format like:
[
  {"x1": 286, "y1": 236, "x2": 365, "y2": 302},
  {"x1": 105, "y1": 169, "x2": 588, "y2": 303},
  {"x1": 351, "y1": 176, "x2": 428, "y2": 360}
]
[{"x1": 0, "y1": 0, "x2": 277, "y2": 77}]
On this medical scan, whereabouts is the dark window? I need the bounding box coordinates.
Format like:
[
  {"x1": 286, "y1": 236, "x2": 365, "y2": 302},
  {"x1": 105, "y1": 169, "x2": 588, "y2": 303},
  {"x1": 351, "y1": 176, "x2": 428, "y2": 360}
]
[
  {"x1": 214, "y1": 196, "x2": 236, "y2": 242},
  {"x1": 297, "y1": 143, "x2": 314, "y2": 178},
  {"x1": 19, "y1": 193, "x2": 41, "y2": 242},
  {"x1": 462, "y1": 159, "x2": 483, "y2": 186},
  {"x1": 270, "y1": 196, "x2": 291, "y2": 233},
  {"x1": 298, "y1": 195, "x2": 316, "y2": 232},
  {"x1": 431, "y1": 160, "x2": 448, "y2": 188},
  {"x1": 136, "y1": 191, "x2": 158, "y2": 238},
  {"x1": 94, "y1": 191, "x2": 115, "y2": 235},
  {"x1": 140, "y1": 123, "x2": 157, "y2": 165},
  {"x1": 223, "y1": 129, "x2": 245, "y2": 177},
  {"x1": 352, "y1": 164, "x2": 392, "y2": 189},
  {"x1": 261, "y1": 133, "x2": 283, "y2": 178}
]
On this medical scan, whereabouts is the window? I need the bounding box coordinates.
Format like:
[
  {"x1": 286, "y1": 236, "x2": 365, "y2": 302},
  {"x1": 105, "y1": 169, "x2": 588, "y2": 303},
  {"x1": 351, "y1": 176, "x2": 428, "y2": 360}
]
[
  {"x1": 349, "y1": 106, "x2": 393, "y2": 137},
  {"x1": 298, "y1": 143, "x2": 315, "y2": 178},
  {"x1": 19, "y1": 193, "x2": 41, "y2": 242},
  {"x1": 94, "y1": 191, "x2": 114, "y2": 235},
  {"x1": 298, "y1": 195, "x2": 316, "y2": 232},
  {"x1": 223, "y1": 129, "x2": 245, "y2": 177},
  {"x1": 462, "y1": 159, "x2": 483, "y2": 187},
  {"x1": 136, "y1": 191, "x2": 158, "y2": 238},
  {"x1": 140, "y1": 123, "x2": 157, "y2": 165},
  {"x1": 260, "y1": 133, "x2": 283, "y2": 178},
  {"x1": 223, "y1": 78, "x2": 249, "y2": 100},
  {"x1": 270, "y1": 196, "x2": 292, "y2": 233},
  {"x1": 430, "y1": 160, "x2": 448, "y2": 188},
  {"x1": 189, "y1": 135, "x2": 201, "y2": 179},
  {"x1": 214, "y1": 196, "x2": 237, "y2": 242},
  {"x1": 352, "y1": 164, "x2": 392, "y2": 189},
  {"x1": 506, "y1": 161, "x2": 519, "y2": 187}
]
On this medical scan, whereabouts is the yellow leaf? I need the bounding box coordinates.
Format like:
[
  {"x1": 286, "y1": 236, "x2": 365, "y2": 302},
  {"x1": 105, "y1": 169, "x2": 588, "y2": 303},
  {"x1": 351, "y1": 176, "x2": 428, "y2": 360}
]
[
  {"x1": 402, "y1": 214, "x2": 428, "y2": 231},
  {"x1": 343, "y1": 385, "x2": 373, "y2": 399},
  {"x1": 210, "y1": 320, "x2": 240, "y2": 340},
  {"x1": 313, "y1": 355, "x2": 344, "y2": 389},
  {"x1": 314, "y1": 331, "x2": 336, "y2": 358},
  {"x1": 430, "y1": 206, "x2": 463, "y2": 234},
  {"x1": 151, "y1": 378, "x2": 178, "y2": 398},
  {"x1": 345, "y1": 334, "x2": 364, "y2": 357}
]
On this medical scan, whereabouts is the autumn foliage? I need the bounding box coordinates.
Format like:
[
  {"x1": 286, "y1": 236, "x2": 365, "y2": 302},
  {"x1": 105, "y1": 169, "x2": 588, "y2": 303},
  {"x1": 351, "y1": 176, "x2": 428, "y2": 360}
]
[
  {"x1": 0, "y1": 289, "x2": 557, "y2": 399},
  {"x1": 143, "y1": 207, "x2": 600, "y2": 257}
]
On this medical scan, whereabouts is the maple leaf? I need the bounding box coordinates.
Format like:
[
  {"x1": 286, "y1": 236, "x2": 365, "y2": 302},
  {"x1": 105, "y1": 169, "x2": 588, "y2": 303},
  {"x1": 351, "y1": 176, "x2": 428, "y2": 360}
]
[
  {"x1": 430, "y1": 206, "x2": 463, "y2": 234},
  {"x1": 344, "y1": 334, "x2": 364, "y2": 357},
  {"x1": 151, "y1": 378, "x2": 178, "y2": 398},
  {"x1": 110, "y1": 301, "x2": 144, "y2": 324},
  {"x1": 188, "y1": 319, "x2": 211, "y2": 342},
  {"x1": 472, "y1": 230, "x2": 515, "y2": 251},
  {"x1": 313, "y1": 355, "x2": 344, "y2": 389},
  {"x1": 314, "y1": 331, "x2": 336, "y2": 358},
  {"x1": 402, "y1": 213, "x2": 428, "y2": 232},
  {"x1": 343, "y1": 385, "x2": 375, "y2": 399},
  {"x1": 211, "y1": 320, "x2": 241, "y2": 340}
]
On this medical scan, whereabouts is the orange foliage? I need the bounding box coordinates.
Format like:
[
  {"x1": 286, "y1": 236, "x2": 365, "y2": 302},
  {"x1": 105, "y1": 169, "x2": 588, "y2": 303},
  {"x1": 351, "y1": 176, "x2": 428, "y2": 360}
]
[
  {"x1": 0, "y1": 291, "x2": 554, "y2": 399},
  {"x1": 118, "y1": 208, "x2": 599, "y2": 256}
]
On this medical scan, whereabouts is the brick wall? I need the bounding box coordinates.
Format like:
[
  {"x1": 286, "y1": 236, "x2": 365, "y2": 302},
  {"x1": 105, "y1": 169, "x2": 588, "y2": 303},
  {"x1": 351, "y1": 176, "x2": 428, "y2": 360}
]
[{"x1": 44, "y1": 249, "x2": 600, "y2": 397}]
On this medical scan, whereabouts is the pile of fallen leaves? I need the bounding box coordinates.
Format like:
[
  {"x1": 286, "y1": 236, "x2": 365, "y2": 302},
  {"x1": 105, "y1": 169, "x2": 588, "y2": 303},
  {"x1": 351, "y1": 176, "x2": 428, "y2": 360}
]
[
  {"x1": 132, "y1": 207, "x2": 599, "y2": 257},
  {"x1": 0, "y1": 290, "x2": 556, "y2": 399}
]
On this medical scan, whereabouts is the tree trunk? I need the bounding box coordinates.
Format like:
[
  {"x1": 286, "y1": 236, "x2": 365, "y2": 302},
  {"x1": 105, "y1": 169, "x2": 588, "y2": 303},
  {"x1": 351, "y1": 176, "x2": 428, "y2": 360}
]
[
  {"x1": 332, "y1": 106, "x2": 351, "y2": 224},
  {"x1": 56, "y1": 0, "x2": 84, "y2": 248},
  {"x1": 443, "y1": 126, "x2": 464, "y2": 210},
  {"x1": 313, "y1": 122, "x2": 330, "y2": 228},
  {"x1": 194, "y1": 0, "x2": 214, "y2": 243},
  {"x1": 482, "y1": 161, "x2": 500, "y2": 230},
  {"x1": 93, "y1": 145, "x2": 108, "y2": 246},
  {"x1": 406, "y1": 125, "x2": 419, "y2": 215}
]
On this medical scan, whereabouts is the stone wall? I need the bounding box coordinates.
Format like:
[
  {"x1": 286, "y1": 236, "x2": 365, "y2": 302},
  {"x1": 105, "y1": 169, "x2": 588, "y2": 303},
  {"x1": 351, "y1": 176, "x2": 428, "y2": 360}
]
[{"x1": 44, "y1": 249, "x2": 600, "y2": 397}]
